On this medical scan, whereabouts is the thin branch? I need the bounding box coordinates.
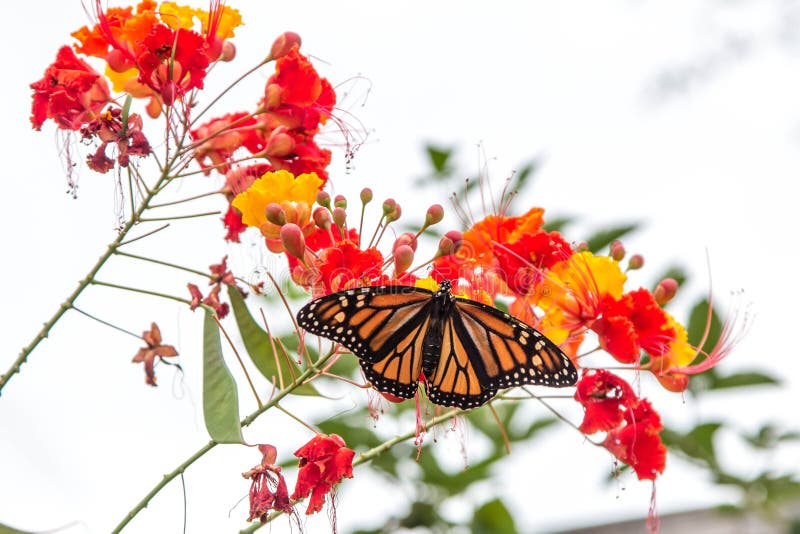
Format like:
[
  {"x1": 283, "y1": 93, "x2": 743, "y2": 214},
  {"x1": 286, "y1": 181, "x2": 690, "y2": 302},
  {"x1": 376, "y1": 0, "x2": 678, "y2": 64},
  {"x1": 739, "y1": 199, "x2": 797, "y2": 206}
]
[
  {"x1": 148, "y1": 190, "x2": 221, "y2": 209},
  {"x1": 118, "y1": 224, "x2": 170, "y2": 247},
  {"x1": 91, "y1": 279, "x2": 192, "y2": 307},
  {"x1": 138, "y1": 210, "x2": 221, "y2": 223},
  {"x1": 72, "y1": 306, "x2": 142, "y2": 340},
  {"x1": 114, "y1": 250, "x2": 212, "y2": 279}
]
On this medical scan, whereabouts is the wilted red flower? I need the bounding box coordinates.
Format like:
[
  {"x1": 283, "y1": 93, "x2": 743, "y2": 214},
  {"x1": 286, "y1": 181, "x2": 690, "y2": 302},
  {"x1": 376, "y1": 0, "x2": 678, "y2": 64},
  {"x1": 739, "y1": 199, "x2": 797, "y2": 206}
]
[
  {"x1": 603, "y1": 399, "x2": 667, "y2": 481},
  {"x1": 187, "y1": 257, "x2": 242, "y2": 317},
  {"x1": 30, "y1": 46, "x2": 111, "y2": 131},
  {"x1": 243, "y1": 444, "x2": 292, "y2": 522},
  {"x1": 82, "y1": 108, "x2": 151, "y2": 173},
  {"x1": 131, "y1": 322, "x2": 178, "y2": 386},
  {"x1": 290, "y1": 433, "x2": 354, "y2": 515}
]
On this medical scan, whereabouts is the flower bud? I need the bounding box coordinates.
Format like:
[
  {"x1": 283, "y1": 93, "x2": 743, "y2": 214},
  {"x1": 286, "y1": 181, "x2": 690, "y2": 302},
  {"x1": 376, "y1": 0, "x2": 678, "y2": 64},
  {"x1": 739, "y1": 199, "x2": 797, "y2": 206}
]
[
  {"x1": 627, "y1": 254, "x2": 644, "y2": 270},
  {"x1": 280, "y1": 223, "x2": 305, "y2": 259},
  {"x1": 220, "y1": 40, "x2": 237, "y2": 62},
  {"x1": 574, "y1": 241, "x2": 589, "y2": 252},
  {"x1": 334, "y1": 194, "x2": 347, "y2": 209},
  {"x1": 393, "y1": 245, "x2": 414, "y2": 274},
  {"x1": 381, "y1": 198, "x2": 396, "y2": 215},
  {"x1": 264, "y1": 126, "x2": 295, "y2": 158},
  {"x1": 264, "y1": 83, "x2": 283, "y2": 109},
  {"x1": 332, "y1": 207, "x2": 347, "y2": 228},
  {"x1": 425, "y1": 204, "x2": 444, "y2": 226},
  {"x1": 265, "y1": 203, "x2": 286, "y2": 226},
  {"x1": 393, "y1": 232, "x2": 417, "y2": 252},
  {"x1": 269, "y1": 31, "x2": 302, "y2": 60},
  {"x1": 444, "y1": 230, "x2": 464, "y2": 253},
  {"x1": 313, "y1": 206, "x2": 332, "y2": 230},
  {"x1": 360, "y1": 188, "x2": 373, "y2": 204},
  {"x1": 386, "y1": 203, "x2": 402, "y2": 223},
  {"x1": 610, "y1": 240, "x2": 625, "y2": 261},
  {"x1": 316, "y1": 190, "x2": 331, "y2": 209},
  {"x1": 654, "y1": 278, "x2": 679, "y2": 306},
  {"x1": 160, "y1": 80, "x2": 177, "y2": 107}
]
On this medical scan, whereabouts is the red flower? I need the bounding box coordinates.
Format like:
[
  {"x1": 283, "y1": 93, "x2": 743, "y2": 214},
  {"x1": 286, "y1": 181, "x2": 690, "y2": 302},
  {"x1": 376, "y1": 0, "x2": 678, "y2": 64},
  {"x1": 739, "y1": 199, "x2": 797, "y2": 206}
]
[
  {"x1": 290, "y1": 434, "x2": 355, "y2": 515},
  {"x1": 137, "y1": 24, "x2": 210, "y2": 104},
  {"x1": 592, "y1": 289, "x2": 675, "y2": 364},
  {"x1": 131, "y1": 322, "x2": 178, "y2": 386},
  {"x1": 266, "y1": 45, "x2": 336, "y2": 119},
  {"x1": 314, "y1": 241, "x2": 384, "y2": 294},
  {"x1": 191, "y1": 112, "x2": 263, "y2": 174},
  {"x1": 493, "y1": 230, "x2": 573, "y2": 295},
  {"x1": 30, "y1": 46, "x2": 111, "y2": 131},
  {"x1": 222, "y1": 205, "x2": 248, "y2": 242},
  {"x1": 574, "y1": 369, "x2": 637, "y2": 434},
  {"x1": 603, "y1": 399, "x2": 667, "y2": 481},
  {"x1": 243, "y1": 444, "x2": 292, "y2": 522}
]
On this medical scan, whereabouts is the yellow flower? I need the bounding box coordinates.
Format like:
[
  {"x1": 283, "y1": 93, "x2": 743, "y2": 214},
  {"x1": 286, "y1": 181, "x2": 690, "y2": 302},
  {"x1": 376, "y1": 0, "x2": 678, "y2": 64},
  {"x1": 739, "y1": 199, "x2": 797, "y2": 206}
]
[
  {"x1": 158, "y1": 2, "x2": 199, "y2": 32},
  {"x1": 232, "y1": 169, "x2": 323, "y2": 228},
  {"x1": 538, "y1": 251, "x2": 627, "y2": 331}
]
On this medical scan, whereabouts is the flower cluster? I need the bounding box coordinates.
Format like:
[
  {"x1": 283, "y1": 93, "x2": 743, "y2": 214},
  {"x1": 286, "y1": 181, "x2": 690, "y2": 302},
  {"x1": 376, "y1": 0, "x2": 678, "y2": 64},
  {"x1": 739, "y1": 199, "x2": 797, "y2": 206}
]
[
  {"x1": 244, "y1": 434, "x2": 354, "y2": 521},
  {"x1": 190, "y1": 36, "x2": 336, "y2": 242}
]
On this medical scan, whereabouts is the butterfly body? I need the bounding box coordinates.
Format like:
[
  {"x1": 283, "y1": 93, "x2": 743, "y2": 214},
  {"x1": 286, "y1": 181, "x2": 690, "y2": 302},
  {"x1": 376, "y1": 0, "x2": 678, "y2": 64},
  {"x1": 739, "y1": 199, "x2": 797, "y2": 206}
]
[{"x1": 297, "y1": 280, "x2": 577, "y2": 409}]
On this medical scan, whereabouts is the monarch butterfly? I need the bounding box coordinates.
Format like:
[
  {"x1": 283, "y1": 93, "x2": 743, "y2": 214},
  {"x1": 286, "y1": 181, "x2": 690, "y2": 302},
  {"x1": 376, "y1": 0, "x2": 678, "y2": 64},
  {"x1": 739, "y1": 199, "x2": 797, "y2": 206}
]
[{"x1": 296, "y1": 280, "x2": 577, "y2": 409}]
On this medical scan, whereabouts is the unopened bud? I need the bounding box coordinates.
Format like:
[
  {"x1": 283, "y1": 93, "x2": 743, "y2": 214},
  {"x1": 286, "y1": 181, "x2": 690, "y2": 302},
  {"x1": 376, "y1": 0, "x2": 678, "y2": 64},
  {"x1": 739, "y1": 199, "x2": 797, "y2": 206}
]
[
  {"x1": 627, "y1": 254, "x2": 644, "y2": 270},
  {"x1": 264, "y1": 83, "x2": 283, "y2": 109},
  {"x1": 265, "y1": 203, "x2": 286, "y2": 226},
  {"x1": 269, "y1": 31, "x2": 302, "y2": 60},
  {"x1": 220, "y1": 40, "x2": 237, "y2": 62},
  {"x1": 313, "y1": 206, "x2": 332, "y2": 230},
  {"x1": 332, "y1": 207, "x2": 347, "y2": 228},
  {"x1": 425, "y1": 204, "x2": 444, "y2": 226},
  {"x1": 393, "y1": 245, "x2": 414, "y2": 274},
  {"x1": 264, "y1": 127, "x2": 295, "y2": 158},
  {"x1": 280, "y1": 223, "x2": 306, "y2": 259},
  {"x1": 574, "y1": 241, "x2": 589, "y2": 252},
  {"x1": 437, "y1": 230, "x2": 464, "y2": 257},
  {"x1": 316, "y1": 191, "x2": 331, "y2": 209},
  {"x1": 386, "y1": 203, "x2": 402, "y2": 223},
  {"x1": 160, "y1": 80, "x2": 177, "y2": 107},
  {"x1": 360, "y1": 188, "x2": 373, "y2": 204},
  {"x1": 382, "y1": 198, "x2": 397, "y2": 216},
  {"x1": 654, "y1": 278, "x2": 679, "y2": 305},
  {"x1": 393, "y1": 232, "x2": 418, "y2": 252},
  {"x1": 610, "y1": 240, "x2": 625, "y2": 261},
  {"x1": 334, "y1": 194, "x2": 347, "y2": 209}
]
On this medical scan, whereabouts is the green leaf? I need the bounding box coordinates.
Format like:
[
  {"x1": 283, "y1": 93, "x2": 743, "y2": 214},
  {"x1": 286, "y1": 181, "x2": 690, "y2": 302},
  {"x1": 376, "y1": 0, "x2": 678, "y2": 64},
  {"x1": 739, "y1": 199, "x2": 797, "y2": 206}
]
[
  {"x1": 202, "y1": 310, "x2": 243, "y2": 444},
  {"x1": 541, "y1": 216, "x2": 572, "y2": 233},
  {"x1": 227, "y1": 286, "x2": 317, "y2": 396},
  {"x1": 426, "y1": 144, "x2": 455, "y2": 176},
  {"x1": 584, "y1": 223, "x2": 639, "y2": 253},
  {"x1": 0, "y1": 523, "x2": 33, "y2": 534},
  {"x1": 708, "y1": 371, "x2": 780, "y2": 390},
  {"x1": 471, "y1": 498, "x2": 518, "y2": 534}
]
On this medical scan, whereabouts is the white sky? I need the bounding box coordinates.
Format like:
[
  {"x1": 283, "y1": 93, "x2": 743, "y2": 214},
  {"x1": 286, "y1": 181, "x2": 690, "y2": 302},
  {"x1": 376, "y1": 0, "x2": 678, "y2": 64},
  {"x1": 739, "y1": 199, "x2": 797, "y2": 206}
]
[{"x1": 2, "y1": 1, "x2": 799, "y2": 533}]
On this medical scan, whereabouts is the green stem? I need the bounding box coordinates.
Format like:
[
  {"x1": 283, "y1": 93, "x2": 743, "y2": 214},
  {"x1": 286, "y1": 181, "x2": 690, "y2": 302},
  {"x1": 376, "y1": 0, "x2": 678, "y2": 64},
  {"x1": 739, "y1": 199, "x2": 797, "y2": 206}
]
[
  {"x1": 138, "y1": 210, "x2": 220, "y2": 223},
  {"x1": 148, "y1": 190, "x2": 221, "y2": 209},
  {"x1": 189, "y1": 58, "x2": 270, "y2": 129},
  {"x1": 91, "y1": 280, "x2": 192, "y2": 307},
  {"x1": 113, "y1": 350, "x2": 336, "y2": 533},
  {"x1": 240, "y1": 407, "x2": 467, "y2": 533},
  {"x1": 114, "y1": 250, "x2": 212, "y2": 279}
]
